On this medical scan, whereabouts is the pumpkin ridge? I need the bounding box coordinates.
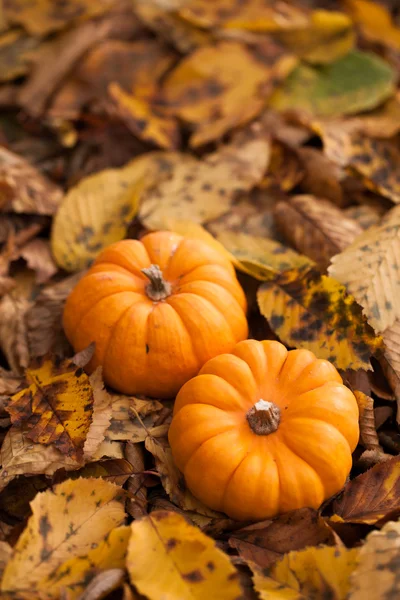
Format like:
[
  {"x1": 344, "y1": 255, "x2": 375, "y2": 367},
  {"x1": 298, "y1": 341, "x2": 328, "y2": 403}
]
[
  {"x1": 95, "y1": 241, "x2": 152, "y2": 277},
  {"x1": 176, "y1": 280, "x2": 246, "y2": 317},
  {"x1": 69, "y1": 290, "x2": 143, "y2": 344},
  {"x1": 283, "y1": 416, "x2": 354, "y2": 453},
  {"x1": 182, "y1": 428, "x2": 235, "y2": 473},
  {"x1": 221, "y1": 445, "x2": 255, "y2": 515}
]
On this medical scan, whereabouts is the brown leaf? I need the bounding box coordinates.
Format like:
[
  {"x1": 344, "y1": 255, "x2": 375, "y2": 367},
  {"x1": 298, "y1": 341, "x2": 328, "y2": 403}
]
[
  {"x1": 0, "y1": 541, "x2": 12, "y2": 581},
  {"x1": 0, "y1": 367, "x2": 22, "y2": 396},
  {"x1": 25, "y1": 272, "x2": 83, "y2": 359},
  {"x1": 72, "y1": 458, "x2": 135, "y2": 486},
  {"x1": 354, "y1": 390, "x2": 382, "y2": 452},
  {"x1": 380, "y1": 321, "x2": 400, "y2": 422},
  {"x1": 0, "y1": 475, "x2": 48, "y2": 521},
  {"x1": 0, "y1": 425, "x2": 80, "y2": 493},
  {"x1": 0, "y1": 290, "x2": 31, "y2": 373},
  {"x1": 0, "y1": 147, "x2": 62, "y2": 215},
  {"x1": 0, "y1": 30, "x2": 40, "y2": 83},
  {"x1": 6, "y1": 355, "x2": 94, "y2": 461},
  {"x1": 83, "y1": 369, "x2": 112, "y2": 461},
  {"x1": 106, "y1": 395, "x2": 167, "y2": 443},
  {"x1": 343, "y1": 204, "x2": 382, "y2": 230},
  {"x1": 274, "y1": 195, "x2": 363, "y2": 269},
  {"x1": 229, "y1": 508, "x2": 337, "y2": 570},
  {"x1": 297, "y1": 146, "x2": 345, "y2": 206},
  {"x1": 19, "y1": 239, "x2": 58, "y2": 284},
  {"x1": 261, "y1": 140, "x2": 304, "y2": 192},
  {"x1": 330, "y1": 456, "x2": 400, "y2": 525},
  {"x1": 125, "y1": 442, "x2": 147, "y2": 519},
  {"x1": 77, "y1": 569, "x2": 125, "y2": 600}
]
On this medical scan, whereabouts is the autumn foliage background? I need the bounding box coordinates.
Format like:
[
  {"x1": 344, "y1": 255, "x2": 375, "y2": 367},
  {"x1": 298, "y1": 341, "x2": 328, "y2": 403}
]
[{"x1": 1, "y1": 0, "x2": 400, "y2": 598}]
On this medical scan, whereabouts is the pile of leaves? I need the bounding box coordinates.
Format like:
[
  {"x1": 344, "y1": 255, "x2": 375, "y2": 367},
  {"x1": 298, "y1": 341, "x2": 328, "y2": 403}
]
[{"x1": 2, "y1": 0, "x2": 400, "y2": 597}]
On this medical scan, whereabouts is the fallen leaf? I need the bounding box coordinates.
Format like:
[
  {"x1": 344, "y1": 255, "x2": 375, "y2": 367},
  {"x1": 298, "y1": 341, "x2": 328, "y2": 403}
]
[
  {"x1": 229, "y1": 507, "x2": 337, "y2": 570},
  {"x1": 125, "y1": 442, "x2": 147, "y2": 519},
  {"x1": 69, "y1": 458, "x2": 135, "y2": 486},
  {"x1": 162, "y1": 40, "x2": 296, "y2": 147},
  {"x1": 0, "y1": 426, "x2": 80, "y2": 493},
  {"x1": 1, "y1": 478, "x2": 126, "y2": 598},
  {"x1": 343, "y1": 205, "x2": 382, "y2": 230},
  {"x1": 106, "y1": 396, "x2": 165, "y2": 443},
  {"x1": 0, "y1": 367, "x2": 22, "y2": 396},
  {"x1": 270, "y1": 50, "x2": 395, "y2": 118},
  {"x1": 77, "y1": 569, "x2": 126, "y2": 600},
  {"x1": 0, "y1": 147, "x2": 62, "y2": 215},
  {"x1": 274, "y1": 195, "x2": 363, "y2": 269},
  {"x1": 251, "y1": 545, "x2": 358, "y2": 600},
  {"x1": 380, "y1": 321, "x2": 400, "y2": 422},
  {"x1": 0, "y1": 475, "x2": 48, "y2": 521},
  {"x1": 109, "y1": 83, "x2": 180, "y2": 150},
  {"x1": 355, "y1": 390, "x2": 382, "y2": 452},
  {"x1": 348, "y1": 519, "x2": 400, "y2": 599},
  {"x1": 0, "y1": 288, "x2": 31, "y2": 373},
  {"x1": 83, "y1": 369, "x2": 112, "y2": 461},
  {"x1": 297, "y1": 147, "x2": 345, "y2": 206},
  {"x1": 257, "y1": 266, "x2": 383, "y2": 370},
  {"x1": 92, "y1": 440, "x2": 125, "y2": 461},
  {"x1": 275, "y1": 9, "x2": 354, "y2": 64},
  {"x1": 127, "y1": 511, "x2": 242, "y2": 600},
  {"x1": 6, "y1": 355, "x2": 94, "y2": 461},
  {"x1": 51, "y1": 161, "x2": 143, "y2": 272},
  {"x1": 216, "y1": 230, "x2": 313, "y2": 281},
  {"x1": 329, "y1": 205, "x2": 400, "y2": 332},
  {"x1": 139, "y1": 127, "x2": 270, "y2": 230},
  {"x1": 344, "y1": 0, "x2": 400, "y2": 50},
  {"x1": 19, "y1": 239, "x2": 58, "y2": 284},
  {"x1": 0, "y1": 29, "x2": 40, "y2": 83},
  {"x1": 331, "y1": 456, "x2": 400, "y2": 524},
  {"x1": 4, "y1": 0, "x2": 115, "y2": 36},
  {"x1": 261, "y1": 140, "x2": 304, "y2": 192}
]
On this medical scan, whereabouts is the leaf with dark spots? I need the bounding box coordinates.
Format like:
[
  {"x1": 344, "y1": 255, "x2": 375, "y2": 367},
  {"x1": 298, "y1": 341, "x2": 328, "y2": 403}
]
[
  {"x1": 257, "y1": 266, "x2": 383, "y2": 370},
  {"x1": 5, "y1": 356, "x2": 94, "y2": 461}
]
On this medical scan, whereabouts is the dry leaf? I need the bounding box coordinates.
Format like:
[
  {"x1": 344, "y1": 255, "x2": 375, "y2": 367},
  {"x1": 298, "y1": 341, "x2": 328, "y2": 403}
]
[
  {"x1": 83, "y1": 369, "x2": 112, "y2": 461},
  {"x1": 127, "y1": 511, "x2": 242, "y2": 600},
  {"x1": 343, "y1": 205, "x2": 382, "y2": 230},
  {"x1": 297, "y1": 147, "x2": 345, "y2": 206},
  {"x1": 0, "y1": 541, "x2": 12, "y2": 581},
  {"x1": 106, "y1": 396, "x2": 165, "y2": 443},
  {"x1": 162, "y1": 40, "x2": 296, "y2": 147},
  {"x1": 0, "y1": 426, "x2": 80, "y2": 493},
  {"x1": 251, "y1": 545, "x2": 358, "y2": 600},
  {"x1": 139, "y1": 128, "x2": 270, "y2": 230},
  {"x1": 274, "y1": 195, "x2": 363, "y2": 269},
  {"x1": 125, "y1": 442, "x2": 147, "y2": 519},
  {"x1": 354, "y1": 390, "x2": 382, "y2": 452},
  {"x1": 329, "y1": 205, "x2": 400, "y2": 333},
  {"x1": 0, "y1": 147, "x2": 62, "y2": 215},
  {"x1": 1, "y1": 478, "x2": 126, "y2": 598},
  {"x1": 381, "y1": 321, "x2": 400, "y2": 422},
  {"x1": 51, "y1": 163, "x2": 143, "y2": 272},
  {"x1": 0, "y1": 288, "x2": 31, "y2": 373},
  {"x1": 6, "y1": 355, "x2": 94, "y2": 461},
  {"x1": 331, "y1": 456, "x2": 400, "y2": 525},
  {"x1": 229, "y1": 507, "x2": 336, "y2": 570},
  {"x1": 19, "y1": 239, "x2": 58, "y2": 284},
  {"x1": 257, "y1": 266, "x2": 383, "y2": 370},
  {"x1": 77, "y1": 569, "x2": 125, "y2": 600},
  {"x1": 0, "y1": 30, "x2": 40, "y2": 82},
  {"x1": 345, "y1": 0, "x2": 400, "y2": 50}
]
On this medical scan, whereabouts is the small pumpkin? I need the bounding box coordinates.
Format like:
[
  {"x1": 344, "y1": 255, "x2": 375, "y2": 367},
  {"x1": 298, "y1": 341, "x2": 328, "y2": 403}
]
[
  {"x1": 168, "y1": 339, "x2": 359, "y2": 520},
  {"x1": 63, "y1": 231, "x2": 248, "y2": 398}
]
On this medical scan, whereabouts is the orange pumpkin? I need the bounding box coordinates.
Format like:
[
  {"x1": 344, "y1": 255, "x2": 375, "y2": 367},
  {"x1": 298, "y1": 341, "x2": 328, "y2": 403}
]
[
  {"x1": 63, "y1": 231, "x2": 248, "y2": 398},
  {"x1": 168, "y1": 339, "x2": 359, "y2": 520}
]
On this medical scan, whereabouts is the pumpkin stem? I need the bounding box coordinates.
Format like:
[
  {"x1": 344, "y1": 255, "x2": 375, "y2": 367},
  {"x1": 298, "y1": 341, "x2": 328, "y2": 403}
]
[
  {"x1": 247, "y1": 399, "x2": 281, "y2": 435},
  {"x1": 142, "y1": 264, "x2": 172, "y2": 301}
]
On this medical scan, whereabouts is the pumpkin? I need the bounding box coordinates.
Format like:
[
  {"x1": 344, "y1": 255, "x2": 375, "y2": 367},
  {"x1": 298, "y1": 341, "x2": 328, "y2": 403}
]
[
  {"x1": 168, "y1": 339, "x2": 359, "y2": 520},
  {"x1": 63, "y1": 231, "x2": 248, "y2": 398}
]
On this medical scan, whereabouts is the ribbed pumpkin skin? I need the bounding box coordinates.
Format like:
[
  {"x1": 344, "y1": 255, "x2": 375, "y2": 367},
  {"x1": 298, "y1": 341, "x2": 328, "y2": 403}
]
[
  {"x1": 168, "y1": 339, "x2": 359, "y2": 520},
  {"x1": 63, "y1": 231, "x2": 248, "y2": 398}
]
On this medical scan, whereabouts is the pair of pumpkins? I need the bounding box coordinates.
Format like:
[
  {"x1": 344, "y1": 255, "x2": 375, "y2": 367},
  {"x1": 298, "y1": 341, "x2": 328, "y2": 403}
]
[{"x1": 64, "y1": 231, "x2": 359, "y2": 520}]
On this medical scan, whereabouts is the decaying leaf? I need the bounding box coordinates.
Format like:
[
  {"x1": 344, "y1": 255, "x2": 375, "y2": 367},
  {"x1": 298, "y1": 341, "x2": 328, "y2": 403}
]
[
  {"x1": 0, "y1": 289, "x2": 31, "y2": 374},
  {"x1": 331, "y1": 456, "x2": 400, "y2": 524},
  {"x1": 297, "y1": 147, "x2": 345, "y2": 206},
  {"x1": 229, "y1": 507, "x2": 337, "y2": 570},
  {"x1": 105, "y1": 396, "x2": 166, "y2": 443},
  {"x1": 257, "y1": 266, "x2": 383, "y2": 370},
  {"x1": 127, "y1": 511, "x2": 242, "y2": 600},
  {"x1": 6, "y1": 355, "x2": 94, "y2": 461},
  {"x1": 355, "y1": 390, "x2": 382, "y2": 452},
  {"x1": 77, "y1": 569, "x2": 126, "y2": 600},
  {"x1": 0, "y1": 147, "x2": 62, "y2": 215},
  {"x1": 0, "y1": 426, "x2": 80, "y2": 493},
  {"x1": 162, "y1": 40, "x2": 296, "y2": 147},
  {"x1": 274, "y1": 195, "x2": 363, "y2": 269},
  {"x1": 251, "y1": 545, "x2": 359, "y2": 600},
  {"x1": 1, "y1": 478, "x2": 126, "y2": 598},
  {"x1": 51, "y1": 162, "x2": 143, "y2": 272},
  {"x1": 329, "y1": 205, "x2": 400, "y2": 333},
  {"x1": 139, "y1": 128, "x2": 270, "y2": 230},
  {"x1": 0, "y1": 30, "x2": 40, "y2": 83},
  {"x1": 270, "y1": 50, "x2": 395, "y2": 118},
  {"x1": 349, "y1": 519, "x2": 400, "y2": 599},
  {"x1": 125, "y1": 442, "x2": 147, "y2": 519},
  {"x1": 83, "y1": 369, "x2": 112, "y2": 461},
  {"x1": 381, "y1": 321, "x2": 400, "y2": 422},
  {"x1": 19, "y1": 239, "x2": 58, "y2": 284}
]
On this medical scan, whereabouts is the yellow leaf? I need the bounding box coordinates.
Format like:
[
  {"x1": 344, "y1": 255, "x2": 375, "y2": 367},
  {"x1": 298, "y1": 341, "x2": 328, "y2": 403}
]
[
  {"x1": 1, "y1": 478, "x2": 126, "y2": 598},
  {"x1": 329, "y1": 205, "x2": 400, "y2": 333},
  {"x1": 348, "y1": 520, "x2": 400, "y2": 598},
  {"x1": 251, "y1": 545, "x2": 359, "y2": 600},
  {"x1": 276, "y1": 10, "x2": 354, "y2": 64},
  {"x1": 139, "y1": 132, "x2": 270, "y2": 230},
  {"x1": 257, "y1": 266, "x2": 383, "y2": 370},
  {"x1": 6, "y1": 356, "x2": 94, "y2": 461},
  {"x1": 105, "y1": 396, "x2": 165, "y2": 443},
  {"x1": 109, "y1": 83, "x2": 180, "y2": 150},
  {"x1": 51, "y1": 163, "x2": 143, "y2": 272},
  {"x1": 127, "y1": 511, "x2": 242, "y2": 600},
  {"x1": 217, "y1": 231, "x2": 313, "y2": 281},
  {"x1": 4, "y1": 0, "x2": 115, "y2": 35},
  {"x1": 344, "y1": 0, "x2": 400, "y2": 50},
  {"x1": 162, "y1": 40, "x2": 296, "y2": 146}
]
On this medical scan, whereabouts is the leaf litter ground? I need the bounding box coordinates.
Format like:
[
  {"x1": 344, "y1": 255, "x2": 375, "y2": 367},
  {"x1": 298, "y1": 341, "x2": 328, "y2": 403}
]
[{"x1": 2, "y1": 0, "x2": 400, "y2": 598}]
